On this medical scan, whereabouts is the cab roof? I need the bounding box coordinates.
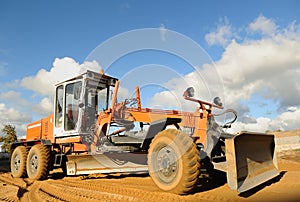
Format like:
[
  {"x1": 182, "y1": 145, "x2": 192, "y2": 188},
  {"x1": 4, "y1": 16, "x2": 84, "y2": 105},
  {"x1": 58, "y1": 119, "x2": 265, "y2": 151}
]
[{"x1": 54, "y1": 70, "x2": 118, "y2": 86}]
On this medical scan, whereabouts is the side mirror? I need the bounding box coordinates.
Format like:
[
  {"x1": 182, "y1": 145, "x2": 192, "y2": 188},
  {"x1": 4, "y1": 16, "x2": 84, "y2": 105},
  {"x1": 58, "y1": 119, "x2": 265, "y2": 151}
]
[
  {"x1": 183, "y1": 87, "x2": 195, "y2": 97},
  {"x1": 213, "y1": 97, "x2": 223, "y2": 107},
  {"x1": 78, "y1": 103, "x2": 84, "y2": 108}
]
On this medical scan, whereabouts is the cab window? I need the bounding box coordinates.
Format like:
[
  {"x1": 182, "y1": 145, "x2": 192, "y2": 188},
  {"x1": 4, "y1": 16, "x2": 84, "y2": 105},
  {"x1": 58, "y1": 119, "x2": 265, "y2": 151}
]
[
  {"x1": 65, "y1": 81, "x2": 82, "y2": 131},
  {"x1": 55, "y1": 85, "x2": 63, "y2": 127},
  {"x1": 97, "y1": 88, "x2": 108, "y2": 112}
]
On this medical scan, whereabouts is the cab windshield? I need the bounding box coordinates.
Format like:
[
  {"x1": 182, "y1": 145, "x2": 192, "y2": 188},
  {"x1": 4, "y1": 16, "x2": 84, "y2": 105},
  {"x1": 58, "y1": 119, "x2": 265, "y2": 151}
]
[
  {"x1": 80, "y1": 83, "x2": 113, "y2": 133},
  {"x1": 65, "y1": 81, "x2": 82, "y2": 131}
]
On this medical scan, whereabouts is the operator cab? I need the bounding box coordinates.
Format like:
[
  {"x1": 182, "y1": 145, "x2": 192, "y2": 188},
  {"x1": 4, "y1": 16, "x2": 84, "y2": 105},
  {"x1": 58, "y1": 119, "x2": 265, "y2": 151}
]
[{"x1": 53, "y1": 70, "x2": 117, "y2": 137}]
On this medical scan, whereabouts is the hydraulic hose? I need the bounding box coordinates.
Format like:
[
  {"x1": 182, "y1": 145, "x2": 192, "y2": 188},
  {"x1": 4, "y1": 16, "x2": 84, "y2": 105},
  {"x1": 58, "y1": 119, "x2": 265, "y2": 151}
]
[{"x1": 213, "y1": 109, "x2": 238, "y2": 128}]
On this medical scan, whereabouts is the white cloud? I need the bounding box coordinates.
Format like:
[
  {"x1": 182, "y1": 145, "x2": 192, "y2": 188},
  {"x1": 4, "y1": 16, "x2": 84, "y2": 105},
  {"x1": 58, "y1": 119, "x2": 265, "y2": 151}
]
[
  {"x1": 216, "y1": 29, "x2": 300, "y2": 109},
  {"x1": 232, "y1": 117, "x2": 272, "y2": 133},
  {"x1": 5, "y1": 79, "x2": 20, "y2": 88},
  {"x1": 273, "y1": 107, "x2": 300, "y2": 130},
  {"x1": 0, "y1": 91, "x2": 28, "y2": 106},
  {"x1": 152, "y1": 16, "x2": 300, "y2": 133},
  {"x1": 0, "y1": 57, "x2": 102, "y2": 135},
  {"x1": 117, "y1": 86, "x2": 131, "y2": 102},
  {"x1": 0, "y1": 103, "x2": 31, "y2": 125},
  {"x1": 1, "y1": 15, "x2": 299, "y2": 136},
  {"x1": 148, "y1": 70, "x2": 215, "y2": 111},
  {"x1": 32, "y1": 97, "x2": 53, "y2": 116},
  {"x1": 0, "y1": 103, "x2": 31, "y2": 137},
  {"x1": 20, "y1": 57, "x2": 101, "y2": 97},
  {"x1": 151, "y1": 90, "x2": 182, "y2": 109},
  {"x1": 287, "y1": 106, "x2": 298, "y2": 112},
  {"x1": 248, "y1": 14, "x2": 277, "y2": 36},
  {"x1": 232, "y1": 107, "x2": 300, "y2": 132},
  {"x1": 19, "y1": 57, "x2": 102, "y2": 116},
  {"x1": 205, "y1": 17, "x2": 235, "y2": 47},
  {"x1": 214, "y1": 18, "x2": 300, "y2": 131},
  {"x1": 0, "y1": 92, "x2": 32, "y2": 137}
]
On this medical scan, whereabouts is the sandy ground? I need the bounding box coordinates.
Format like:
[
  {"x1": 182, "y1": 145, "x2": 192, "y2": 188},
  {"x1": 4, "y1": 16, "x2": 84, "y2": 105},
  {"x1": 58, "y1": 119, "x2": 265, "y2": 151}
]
[{"x1": 1, "y1": 136, "x2": 299, "y2": 201}]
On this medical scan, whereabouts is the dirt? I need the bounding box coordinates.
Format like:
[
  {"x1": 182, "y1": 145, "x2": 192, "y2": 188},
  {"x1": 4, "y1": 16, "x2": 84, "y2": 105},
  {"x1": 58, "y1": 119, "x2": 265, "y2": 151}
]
[
  {"x1": 273, "y1": 129, "x2": 300, "y2": 138},
  {"x1": 0, "y1": 151, "x2": 299, "y2": 202},
  {"x1": 1, "y1": 131, "x2": 300, "y2": 202}
]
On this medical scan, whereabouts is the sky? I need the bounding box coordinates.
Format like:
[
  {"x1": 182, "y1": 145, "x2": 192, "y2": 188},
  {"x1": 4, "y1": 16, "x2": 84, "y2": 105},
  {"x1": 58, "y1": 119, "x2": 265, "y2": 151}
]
[{"x1": 0, "y1": 0, "x2": 300, "y2": 137}]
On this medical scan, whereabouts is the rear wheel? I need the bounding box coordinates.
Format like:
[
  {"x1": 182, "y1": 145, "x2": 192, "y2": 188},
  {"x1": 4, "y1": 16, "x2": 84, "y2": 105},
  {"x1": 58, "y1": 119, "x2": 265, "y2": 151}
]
[
  {"x1": 148, "y1": 129, "x2": 200, "y2": 194},
  {"x1": 11, "y1": 146, "x2": 28, "y2": 178},
  {"x1": 26, "y1": 144, "x2": 50, "y2": 180}
]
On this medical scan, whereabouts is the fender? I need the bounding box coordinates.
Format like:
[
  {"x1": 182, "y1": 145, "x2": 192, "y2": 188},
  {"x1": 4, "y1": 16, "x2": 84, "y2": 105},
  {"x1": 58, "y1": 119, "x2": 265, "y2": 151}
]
[{"x1": 141, "y1": 117, "x2": 181, "y2": 150}]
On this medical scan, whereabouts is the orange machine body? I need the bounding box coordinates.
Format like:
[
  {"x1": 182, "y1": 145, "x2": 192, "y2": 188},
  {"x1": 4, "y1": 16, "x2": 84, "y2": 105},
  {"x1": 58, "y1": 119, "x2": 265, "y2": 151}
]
[
  {"x1": 12, "y1": 70, "x2": 279, "y2": 195},
  {"x1": 26, "y1": 114, "x2": 54, "y2": 142}
]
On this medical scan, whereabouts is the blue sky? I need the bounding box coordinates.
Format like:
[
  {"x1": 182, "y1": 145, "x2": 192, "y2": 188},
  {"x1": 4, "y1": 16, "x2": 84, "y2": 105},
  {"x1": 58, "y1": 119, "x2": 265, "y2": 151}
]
[
  {"x1": 1, "y1": 0, "x2": 299, "y2": 78},
  {"x1": 0, "y1": 0, "x2": 300, "y2": 136}
]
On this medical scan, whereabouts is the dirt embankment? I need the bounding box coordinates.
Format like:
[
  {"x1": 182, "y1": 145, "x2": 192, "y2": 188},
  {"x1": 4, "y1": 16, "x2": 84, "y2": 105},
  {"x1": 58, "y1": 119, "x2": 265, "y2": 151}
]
[
  {"x1": 1, "y1": 131, "x2": 300, "y2": 202},
  {"x1": 274, "y1": 129, "x2": 300, "y2": 152},
  {"x1": 0, "y1": 152, "x2": 299, "y2": 202}
]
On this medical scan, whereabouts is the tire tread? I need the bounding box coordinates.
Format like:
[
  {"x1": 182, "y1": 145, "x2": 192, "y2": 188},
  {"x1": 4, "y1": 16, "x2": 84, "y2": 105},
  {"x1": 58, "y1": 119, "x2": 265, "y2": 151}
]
[
  {"x1": 148, "y1": 129, "x2": 200, "y2": 194},
  {"x1": 26, "y1": 144, "x2": 50, "y2": 180}
]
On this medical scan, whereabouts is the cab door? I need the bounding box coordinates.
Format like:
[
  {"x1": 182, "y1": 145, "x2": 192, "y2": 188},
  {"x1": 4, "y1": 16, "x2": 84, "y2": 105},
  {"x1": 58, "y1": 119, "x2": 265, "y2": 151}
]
[{"x1": 54, "y1": 80, "x2": 83, "y2": 137}]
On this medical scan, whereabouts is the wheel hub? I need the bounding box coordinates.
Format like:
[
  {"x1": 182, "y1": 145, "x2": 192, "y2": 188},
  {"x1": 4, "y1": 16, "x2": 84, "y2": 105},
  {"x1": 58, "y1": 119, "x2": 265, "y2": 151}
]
[
  {"x1": 29, "y1": 154, "x2": 39, "y2": 172},
  {"x1": 157, "y1": 146, "x2": 178, "y2": 181},
  {"x1": 13, "y1": 155, "x2": 20, "y2": 171}
]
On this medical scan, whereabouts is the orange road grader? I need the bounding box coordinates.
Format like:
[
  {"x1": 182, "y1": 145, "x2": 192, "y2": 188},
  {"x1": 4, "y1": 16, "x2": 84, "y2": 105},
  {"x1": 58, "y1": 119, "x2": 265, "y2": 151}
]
[{"x1": 10, "y1": 70, "x2": 279, "y2": 194}]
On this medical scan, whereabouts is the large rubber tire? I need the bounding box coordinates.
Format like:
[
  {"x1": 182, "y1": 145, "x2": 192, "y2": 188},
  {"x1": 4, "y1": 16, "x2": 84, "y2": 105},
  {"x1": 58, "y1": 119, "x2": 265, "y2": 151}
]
[
  {"x1": 10, "y1": 146, "x2": 28, "y2": 178},
  {"x1": 148, "y1": 129, "x2": 200, "y2": 194},
  {"x1": 26, "y1": 144, "x2": 50, "y2": 180}
]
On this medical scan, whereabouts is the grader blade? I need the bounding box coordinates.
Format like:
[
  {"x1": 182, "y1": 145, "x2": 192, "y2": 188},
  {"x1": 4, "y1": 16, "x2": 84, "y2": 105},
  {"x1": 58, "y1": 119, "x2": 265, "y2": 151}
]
[
  {"x1": 225, "y1": 132, "x2": 279, "y2": 193},
  {"x1": 66, "y1": 152, "x2": 148, "y2": 175}
]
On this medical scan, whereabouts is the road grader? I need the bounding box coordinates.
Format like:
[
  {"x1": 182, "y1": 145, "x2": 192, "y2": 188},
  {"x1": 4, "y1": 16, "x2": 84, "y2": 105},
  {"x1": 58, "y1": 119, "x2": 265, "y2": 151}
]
[{"x1": 10, "y1": 70, "x2": 279, "y2": 194}]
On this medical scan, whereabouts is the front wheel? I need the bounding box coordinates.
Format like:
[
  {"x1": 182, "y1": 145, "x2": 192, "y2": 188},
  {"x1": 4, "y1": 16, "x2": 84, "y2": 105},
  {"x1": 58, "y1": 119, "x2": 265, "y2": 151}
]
[
  {"x1": 148, "y1": 129, "x2": 200, "y2": 194},
  {"x1": 26, "y1": 144, "x2": 50, "y2": 180},
  {"x1": 11, "y1": 146, "x2": 28, "y2": 178}
]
